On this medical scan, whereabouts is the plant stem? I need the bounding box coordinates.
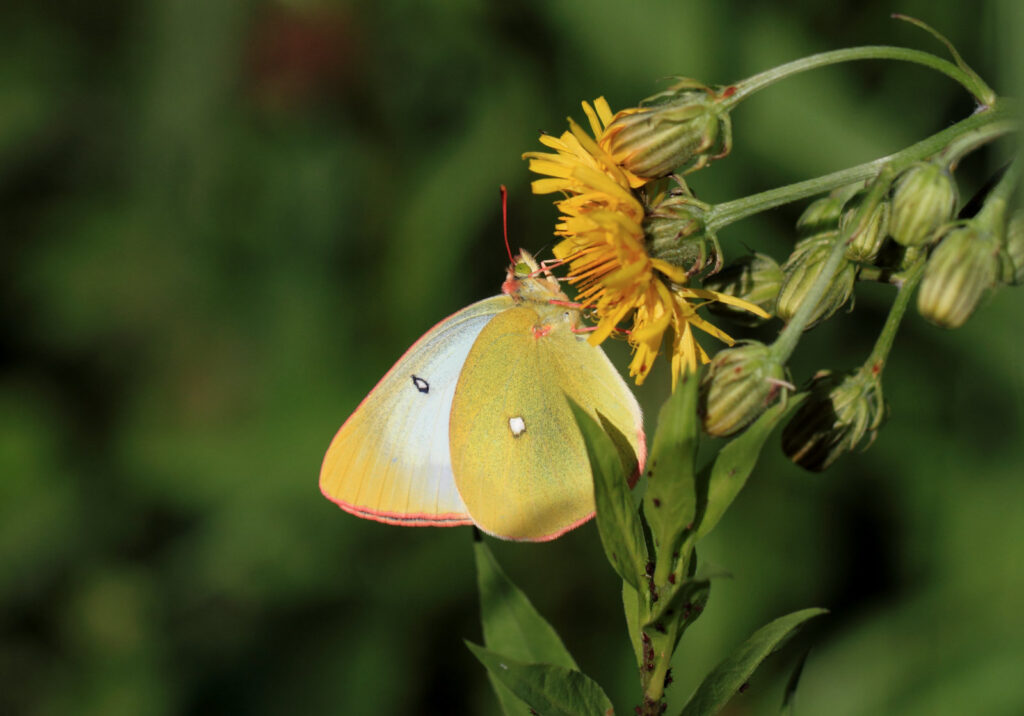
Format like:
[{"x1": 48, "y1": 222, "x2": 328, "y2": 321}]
[
  {"x1": 707, "y1": 103, "x2": 1017, "y2": 232},
  {"x1": 720, "y1": 46, "x2": 996, "y2": 109},
  {"x1": 973, "y1": 159, "x2": 1021, "y2": 227},
  {"x1": 769, "y1": 166, "x2": 895, "y2": 362},
  {"x1": 865, "y1": 256, "x2": 927, "y2": 373}
]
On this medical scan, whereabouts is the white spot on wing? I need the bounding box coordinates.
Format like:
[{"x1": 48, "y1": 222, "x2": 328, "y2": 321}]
[{"x1": 508, "y1": 416, "x2": 526, "y2": 437}]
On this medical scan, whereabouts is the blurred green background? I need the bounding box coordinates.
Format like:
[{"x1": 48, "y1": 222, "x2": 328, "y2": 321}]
[{"x1": 1, "y1": 1, "x2": 1021, "y2": 714}]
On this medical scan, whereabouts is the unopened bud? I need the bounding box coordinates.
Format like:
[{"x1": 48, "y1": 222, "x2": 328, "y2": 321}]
[
  {"x1": 699, "y1": 342, "x2": 787, "y2": 437},
  {"x1": 644, "y1": 192, "x2": 717, "y2": 275},
  {"x1": 776, "y1": 234, "x2": 857, "y2": 329},
  {"x1": 917, "y1": 224, "x2": 1001, "y2": 328},
  {"x1": 1000, "y1": 210, "x2": 1024, "y2": 286},
  {"x1": 781, "y1": 368, "x2": 886, "y2": 472},
  {"x1": 704, "y1": 253, "x2": 783, "y2": 325},
  {"x1": 889, "y1": 161, "x2": 958, "y2": 247},
  {"x1": 602, "y1": 85, "x2": 729, "y2": 178},
  {"x1": 796, "y1": 196, "x2": 843, "y2": 238},
  {"x1": 840, "y1": 190, "x2": 890, "y2": 262}
]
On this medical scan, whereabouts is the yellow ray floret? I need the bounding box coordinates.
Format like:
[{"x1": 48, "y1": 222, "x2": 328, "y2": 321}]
[{"x1": 525, "y1": 98, "x2": 769, "y2": 387}]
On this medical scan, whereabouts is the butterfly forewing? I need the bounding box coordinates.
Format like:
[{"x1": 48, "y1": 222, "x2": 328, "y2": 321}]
[{"x1": 320, "y1": 296, "x2": 513, "y2": 525}]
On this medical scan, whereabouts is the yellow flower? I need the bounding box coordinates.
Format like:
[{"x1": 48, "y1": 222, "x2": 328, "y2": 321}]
[
  {"x1": 525, "y1": 98, "x2": 768, "y2": 387},
  {"x1": 523, "y1": 97, "x2": 649, "y2": 196}
]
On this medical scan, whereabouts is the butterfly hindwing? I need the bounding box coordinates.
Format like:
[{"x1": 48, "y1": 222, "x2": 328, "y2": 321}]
[{"x1": 449, "y1": 302, "x2": 643, "y2": 541}]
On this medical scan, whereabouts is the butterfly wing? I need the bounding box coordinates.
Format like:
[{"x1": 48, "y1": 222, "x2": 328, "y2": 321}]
[
  {"x1": 449, "y1": 303, "x2": 644, "y2": 541},
  {"x1": 320, "y1": 295, "x2": 514, "y2": 526}
]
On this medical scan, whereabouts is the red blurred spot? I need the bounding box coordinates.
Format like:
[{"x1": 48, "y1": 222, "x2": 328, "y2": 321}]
[{"x1": 247, "y1": 5, "x2": 358, "y2": 111}]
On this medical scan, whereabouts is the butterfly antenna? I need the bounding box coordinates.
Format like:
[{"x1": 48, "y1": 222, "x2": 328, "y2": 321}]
[{"x1": 500, "y1": 185, "x2": 515, "y2": 264}]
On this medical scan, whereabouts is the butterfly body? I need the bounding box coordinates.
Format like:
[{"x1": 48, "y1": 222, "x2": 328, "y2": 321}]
[{"x1": 320, "y1": 252, "x2": 645, "y2": 541}]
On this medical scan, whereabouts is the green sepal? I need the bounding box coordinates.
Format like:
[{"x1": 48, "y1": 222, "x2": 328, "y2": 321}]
[
  {"x1": 696, "y1": 394, "x2": 805, "y2": 540},
  {"x1": 465, "y1": 642, "x2": 614, "y2": 716},
  {"x1": 569, "y1": 400, "x2": 648, "y2": 592},
  {"x1": 643, "y1": 370, "x2": 700, "y2": 582},
  {"x1": 676, "y1": 608, "x2": 828, "y2": 716},
  {"x1": 475, "y1": 536, "x2": 577, "y2": 714}
]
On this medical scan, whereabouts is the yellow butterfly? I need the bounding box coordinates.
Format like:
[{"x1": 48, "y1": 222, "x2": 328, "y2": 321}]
[{"x1": 320, "y1": 251, "x2": 645, "y2": 541}]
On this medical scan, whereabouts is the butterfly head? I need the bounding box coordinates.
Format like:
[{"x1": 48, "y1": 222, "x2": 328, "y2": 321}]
[{"x1": 502, "y1": 250, "x2": 568, "y2": 305}]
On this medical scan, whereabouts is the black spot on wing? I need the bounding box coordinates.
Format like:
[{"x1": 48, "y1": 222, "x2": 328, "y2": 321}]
[{"x1": 411, "y1": 375, "x2": 430, "y2": 394}]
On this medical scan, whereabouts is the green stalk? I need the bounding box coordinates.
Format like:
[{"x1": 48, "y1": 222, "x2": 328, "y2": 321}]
[
  {"x1": 864, "y1": 256, "x2": 927, "y2": 373},
  {"x1": 707, "y1": 104, "x2": 1017, "y2": 231},
  {"x1": 720, "y1": 45, "x2": 996, "y2": 109},
  {"x1": 769, "y1": 166, "x2": 894, "y2": 362},
  {"x1": 972, "y1": 159, "x2": 1021, "y2": 228}
]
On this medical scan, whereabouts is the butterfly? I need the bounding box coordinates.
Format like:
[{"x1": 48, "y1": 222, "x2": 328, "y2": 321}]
[{"x1": 319, "y1": 251, "x2": 645, "y2": 541}]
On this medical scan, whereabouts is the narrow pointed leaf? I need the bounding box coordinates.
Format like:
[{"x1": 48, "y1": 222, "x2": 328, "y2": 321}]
[
  {"x1": 475, "y1": 536, "x2": 577, "y2": 715},
  {"x1": 781, "y1": 651, "x2": 810, "y2": 715},
  {"x1": 645, "y1": 576, "x2": 710, "y2": 634},
  {"x1": 466, "y1": 642, "x2": 615, "y2": 716},
  {"x1": 622, "y1": 582, "x2": 643, "y2": 667},
  {"x1": 643, "y1": 371, "x2": 700, "y2": 573},
  {"x1": 696, "y1": 394, "x2": 805, "y2": 540},
  {"x1": 677, "y1": 608, "x2": 827, "y2": 716},
  {"x1": 475, "y1": 536, "x2": 577, "y2": 668},
  {"x1": 569, "y1": 400, "x2": 648, "y2": 591}
]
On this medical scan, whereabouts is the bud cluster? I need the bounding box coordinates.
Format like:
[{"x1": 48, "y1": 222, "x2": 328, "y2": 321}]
[
  {"x1": 704, "y1": 253, "x2": 783, "y2": 325},
  {"x1": 775, "y1": 232, "x2": 857, "y2": 329},
  {"x1": 917, "y1": 223, "x2": 1002, "y2": 329},
  {"x1": 889, "y1": 161, "x2": 958, "y2": 247},
  {"x1": 699, "y1": 342, "x2": 788, "y2": 437},
  {"x1": 643, "y1": 190, "x2": 719, "y2": 276},
  {"x1": 781, "y1": 368, "x2": 886, "y2": 472},
  {"x1": 603, "y1": 81, "x2": 733, "y2": 178}
]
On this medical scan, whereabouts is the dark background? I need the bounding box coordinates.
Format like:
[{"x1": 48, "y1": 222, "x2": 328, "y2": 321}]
[{"x1": 1, "y1": 1, "x2": 1021, "y2": 714}]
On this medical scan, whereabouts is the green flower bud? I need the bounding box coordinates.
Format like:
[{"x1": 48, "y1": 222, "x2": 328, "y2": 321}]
[
  {"x1": 699, "y1": 342, "x2": 788, "y2": 437},
  {"x1": 644, "y1": 191, "x2": 717, "y2": 275},
  {"x1": 917, "y1": 224, "x2": 1001, "y2": 328},
  {"x1": 704, "y1": 253, "x2": 783, "y2": 325},
  {"x1": 889, "y1": 161, "x2": 958, "y2": 247},
  {"x1": 796, "y1": 196, "x2": 843, "y2": 238},
  {"x1": 840, "y1": 190, "x2": 890, "y2": 262},
  {"x1": 1000, "y1": 210, "x2": 1024, "y2": 286},
  {"x1": 776, "y1": 234, "x2": 857, "y2": 329},
  {"x1": 603, "y1": 84, "x2": 729, "y2": 177},
  {"x1": 781, "y1": 368, "x2": 886, "y2": 472}
]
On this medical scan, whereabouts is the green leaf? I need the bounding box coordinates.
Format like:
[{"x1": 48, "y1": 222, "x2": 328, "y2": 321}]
[
  {"x1": 643, "y1": 371, "x2": 700, "y2": 575},
  {"x1": 475, "y1": 536, "x2": 577, "y2": 715},
  {"x1": 622, "y1": 582, "x2": 643, "y2": 667},
  {"x1": 696, "y1": 394, "x2": 805, "y2": 540},
  {"x1": 677, "y1": 608, "x2": 827, "y2": 716},
  {"x1": 569, "y1": 400, "x2": 648, "y2": 591},
  {"x1": 645, "y1": 576, "x2": 711, "y2": 637},
  {"x1": 780, "y1": 650, "x2": 809, "y2": 715},
  {"x1": 466, "y1": 642, "x2": 615, "y2": 716},
  {"x1": 475, "y1": 536, "x2": 577, "y2": 668}
]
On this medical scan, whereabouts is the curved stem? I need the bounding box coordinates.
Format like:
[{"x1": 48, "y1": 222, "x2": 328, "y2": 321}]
[
  {"x1": 720, "y1": 46, "x2": 996, "y2": 109},
  {"x1": 707, "y1": 103, "x2": 1018, "y2": 232}
]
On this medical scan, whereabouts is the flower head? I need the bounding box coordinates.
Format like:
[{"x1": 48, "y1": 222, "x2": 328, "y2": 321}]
[{"x1": 524, "y1": 98, "x2": 768, "y2": 387}]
